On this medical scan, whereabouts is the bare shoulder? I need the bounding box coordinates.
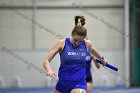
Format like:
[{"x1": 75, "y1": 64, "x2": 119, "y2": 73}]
[
  {"x1": 50, "y1": 38, "x2": 66, "y2": 53},
  {"x1": 58, "y1": 38, "x2": 65, "y2": 45},
  {"x1": 84, "y1": 39, "x2": 93, "y2": 51},
  {"x1": 51, "y1": 38, "x2": 65, "y2": 48},
  {"x1": 57, "y1": 38, "x2": 66, "y2": 50},
  {"x1": 84, "y1": 39, "x2": 92, "y2": 46}
]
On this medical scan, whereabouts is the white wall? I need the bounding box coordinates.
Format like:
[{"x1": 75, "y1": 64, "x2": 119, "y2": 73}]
[{"x1": 0, "y1": 0, "x2": 128, "y2": 88}]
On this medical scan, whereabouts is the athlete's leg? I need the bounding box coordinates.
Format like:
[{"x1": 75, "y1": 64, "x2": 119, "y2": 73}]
[
  {"x1": 53, "y1": 89, "x2": 61, "y2": 93},
  {"x1": 86, "y1": 82, "x2": 93, "y2": 93},
  {"x1": 71, "y1": 88, "x2": 86, "y2": 93}
]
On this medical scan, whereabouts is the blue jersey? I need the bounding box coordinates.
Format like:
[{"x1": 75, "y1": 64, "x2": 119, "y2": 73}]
[
  {"x1": 85, "y1": 51, "x2": 92, "y2": 78},
  {"x1": 59, "y1": 38, "x2": 87, "y2": 81}
]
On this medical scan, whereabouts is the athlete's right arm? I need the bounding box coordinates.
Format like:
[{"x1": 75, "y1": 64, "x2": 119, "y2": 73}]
[{"x1": 43, "y1": 39, "x2": 65, "y2": 78}]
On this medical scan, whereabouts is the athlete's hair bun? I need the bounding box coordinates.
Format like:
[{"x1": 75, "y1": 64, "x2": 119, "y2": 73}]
[{"x1": 75, "y1": 16, "x2": 85, "y2": 26}]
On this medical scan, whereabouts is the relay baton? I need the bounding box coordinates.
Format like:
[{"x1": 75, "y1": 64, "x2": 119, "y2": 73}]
[{"x1": 95, "y1": 59, "x2": 118, "y2": 71}]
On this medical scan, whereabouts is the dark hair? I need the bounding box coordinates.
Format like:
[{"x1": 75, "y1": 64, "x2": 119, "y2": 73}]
[
  {"x1": 72, "y1": 16, "x2": 87, "y2": 37},
  {"x1": 75, "y1": 16, "x2": 85, "y2": 26}
]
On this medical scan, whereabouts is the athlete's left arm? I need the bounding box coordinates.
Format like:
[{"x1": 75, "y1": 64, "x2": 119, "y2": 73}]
[
  {"x1": 92, "y1": 56, "x2": 100, "y2": 69},
  {"x1": 85, "y1": 40, "x2": 108, "y2": 65}
]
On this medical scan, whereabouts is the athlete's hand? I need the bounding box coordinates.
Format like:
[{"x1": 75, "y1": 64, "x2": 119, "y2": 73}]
[
  {"x1": 92, "y1": 56, "x2": 97, "y2": 61},
  {"x1": 102, "y1": 58, "x2": 108, "y2": 66},
  {"x1": 47, "y1": 69, "x2": 57, "y2": 79}
]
